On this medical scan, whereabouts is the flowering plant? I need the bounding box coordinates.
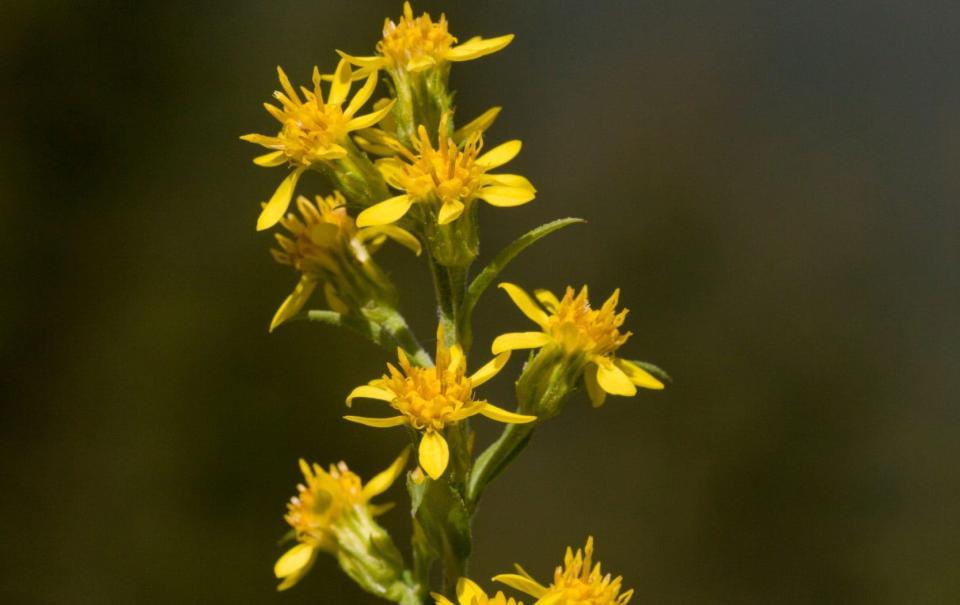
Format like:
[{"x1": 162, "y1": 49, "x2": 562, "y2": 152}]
[{"x1": 243, "y1": 4, "x2": 668, "y2": 603}]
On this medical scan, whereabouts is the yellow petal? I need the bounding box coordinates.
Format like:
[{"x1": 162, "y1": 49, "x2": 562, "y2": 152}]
[
  {"x1": 344, "y1": 70, "x2": 378, "y2": 118},
  {"x1": 615, "y1": 358, "x2": 665, "y2": 390},
  {"x1": 478, "y1": 403, "x2": 536, "y2": 424},
  {"x1": 312, "y1": 143, "x2": 348, "y2": 160},
  {"x1": 254, "y1": 150, "x2": 287, "y2": 167},
  {"x1": 418, "y1": 430, "x2": 449, "y2": 480},
  {"x1": 356, "y1": 194, "x2": 413, "y2": 227},
  {"x1": 361, "y1": 446, "x2": 411, "y2": 500},
  {"x1": 457, "y1": 578, "x2": 486, "y2": 603},
  {"x1": 336, "y1": 49, "x2": 386, "y2": 69},
  {"x1": 491, "y1": 331, "x2": 551, "y2": 355},
  {"x1": 498, "y1": 283, "x2": 549, "y2": 326},
  {"x1": 533, "y1": 288, "x2": 561, "y2": 311},
  {"x1": 477, "y1": 185, "x2": 536, "y2": 207},
  {"x1": 239, "y1": 133, "x2": 281, "y2": 148},
  {"x1": 345, "y1": 385, "x2": 396, "y2": 407},
  {"x1": 453, "y1": 106, "x2": 501, "y2": 143},
  {"x1": 492, "y1": 573, "x2": 548, "y2": 598},
  {"x1": 468, "y1": 351, "x2": 511, "y2": 387},
  {"x1": 482, "y1": 173, "x2": 535, "y2": 191},
  {"x1": 449, "y1": 344, "x2": 466, "y2": 374},
  {"x1": 431, "y1": 595, "x2": 455, "y2": 605},
  {"x1": 583, "y1": 363, "x2": 607, "y2": 407},
  {"x1": 269, "y1": 277, "x2": 316, "y2": 332},
  {"x1": 595, "y1": 358, "x2": 638, "y2": 397},
  {"x1": 274, "y1": 543, "x2": 317, "y2": 580},
  {"x1": 535, "y1": 593, "x2": 565, "y2": 605},
  {"x1": 437, "y1": 199, "x2": 465, "y2": 225},
  {"x1": 361, "y1": 225, "x2": 422, "y2": 256},
  {"x1": 406, "y1": 54, "x2": 436, "y2": 72},
  {"x1": 323, "y1": 282, "x2": 349, "y2": 313},
  {"x1": 446, "y1": 34, "x2": 515, "y2": 61},
  {"x1": 476, "y1": 140, "x2": 521, "y2": 169},
  {"x1": 275, "y1": 65, "x2": 301, "y2": 104},
  {"x1": 327, "y1": 59, "x2": 352, "y2": 106},
  {"x1": 343, "y1": 415, "x2": 408, "y2": 428},
  {"x1": 257, "y1": 168, "x2": 304, "y2": 231},
  {"x1": 346, "y1": 99, "x2": 396, "y2": 131},
  {"x1": 376, "y1": 157, "x2": 407, "y2": 188}
]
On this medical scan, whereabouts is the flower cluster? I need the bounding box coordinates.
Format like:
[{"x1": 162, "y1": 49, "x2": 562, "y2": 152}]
[{"x1": 243, "y1": 3, "x2": 668, "y2": 603}]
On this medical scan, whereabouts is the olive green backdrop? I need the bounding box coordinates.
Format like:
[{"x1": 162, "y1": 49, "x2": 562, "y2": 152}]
[{"x1": 2, "y1": 1, "x2": 958, "y2": 603}]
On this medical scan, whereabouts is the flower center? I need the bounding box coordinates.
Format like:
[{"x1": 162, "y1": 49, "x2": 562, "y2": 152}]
[
  {"x1": 378, "y1": 348, "x2": 476, "y2": 430},
  {"x1": 285, "y1": 462, "x2": 363, "y2": 545},
  {"x1": 377, "y1": 4, "x2": 456, "y2": 68},
  {"x1": 273, "y1": 194, "x2": 357, "y2": 276},
  {"x1": 275, "y1": 99, "x2": 348, "y2": 165},
  {"x1": 396, "y1": 126, "x2": 484, "y2": 207},
  {"x1": 546, "y1": 287, "x2": 631, "y2": 356}
]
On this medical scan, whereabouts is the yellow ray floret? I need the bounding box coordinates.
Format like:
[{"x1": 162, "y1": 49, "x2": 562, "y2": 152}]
[
  {"x1": 275, "y1": 448, "x2": 409, "y2": 591},
  {"x1": 356, "y1": 113, "x2": 535, "y2": 228},
  {"x1": 344, "y1": 327, "x2": 536, "y2": 480},
  {"x1": 434, "y1": 577, "x2": 525, "y2": 605},
  {"x1": 339, "y1": 2, "x2": 513, "y2": 75},
  {"x1": 268, "y1": 192, "x2": 419, "y2": 331},
  {"x1": 492, "y1": 284, "x2": 664, "y2": 406},
  {"x1": 241, "y1": 59, "x2": 394, "y2": 230},
  {"x1": 493, "y1": 537, "x2": 634, "y2": 605}
]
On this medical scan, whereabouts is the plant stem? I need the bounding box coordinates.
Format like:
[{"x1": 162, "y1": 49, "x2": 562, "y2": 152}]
[{"x1": 465, "y1": 422, "x2": 535, "y2": 509}]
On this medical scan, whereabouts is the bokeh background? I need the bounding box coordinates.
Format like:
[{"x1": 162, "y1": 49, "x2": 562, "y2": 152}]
[{"x1": 3, "y1": 1, "x2": 958, "y2": 603}]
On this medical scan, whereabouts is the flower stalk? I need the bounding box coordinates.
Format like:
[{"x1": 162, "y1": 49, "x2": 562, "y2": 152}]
[{"x1": 243, "y1": 3, "x2": 667, "y2": 603}]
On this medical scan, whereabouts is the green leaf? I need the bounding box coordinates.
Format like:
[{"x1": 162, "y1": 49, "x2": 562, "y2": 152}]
[
  {"x1": 630, "y1": 360, "x2": 673, "y2": 383},
  {"x1": 458, "y1": 217, "x2": 585, "y2": 348}
]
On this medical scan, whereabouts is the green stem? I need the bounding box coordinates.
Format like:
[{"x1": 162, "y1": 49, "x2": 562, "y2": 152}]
[{"x1": 465, "y1": 422, "x2": 535, "y2": 509}]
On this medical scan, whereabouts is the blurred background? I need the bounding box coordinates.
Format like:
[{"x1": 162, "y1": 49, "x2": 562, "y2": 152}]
[{"x1": 2, "y1": 1, "x2": 958, "y2": 603}]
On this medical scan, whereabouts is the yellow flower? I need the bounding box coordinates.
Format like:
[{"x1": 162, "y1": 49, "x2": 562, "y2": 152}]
[
  {"x1": 493, "y1": 537, "x2": 634, "y2": 605},
  {"x1": 241, "y1": 59, "x2": 395, "y2": 231},
  {"x1": 340, "y1": 2, "x2": 513, "y2": 75},
  {"x1": 268, "y1": 192, "x2": 420, "y2": 331},
  {"x1": 434, "y1": 577, "x2": 525, "y2": 605},
  {"x1": 274, "y1": 448, "x2": 409, "y2": 591},
  {"x1": 356, "y1": 113, "x2": 535, "y2": 228},
  {"x1": 492, "y1": 284, "x2": 664, "y2": 406},
  {"x1": 344, "y1": 327, "x2": 536, "y2": 480}
]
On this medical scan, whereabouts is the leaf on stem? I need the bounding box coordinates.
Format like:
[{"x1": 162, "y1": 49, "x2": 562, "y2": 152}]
[{"x1": 457, "y1": 217, "x2": 585, "y2": 343}]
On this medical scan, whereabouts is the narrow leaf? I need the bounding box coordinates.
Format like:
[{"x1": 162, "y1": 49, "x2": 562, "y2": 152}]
[
  {"x1": 630, "y1": 360, "x2": 673, "y2": 384},
  {"x1": 458, "y1": 217, "x2": 585, "y2": 345}
]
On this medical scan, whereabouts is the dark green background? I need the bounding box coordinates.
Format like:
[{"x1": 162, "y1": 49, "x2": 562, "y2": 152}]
[{"x1": 3, "y1": 1, "x2": 958, "y2": 603}]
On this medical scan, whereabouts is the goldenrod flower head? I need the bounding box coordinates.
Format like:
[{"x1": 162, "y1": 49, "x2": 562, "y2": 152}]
[
  {"x1": 494, "y1": 537, "x2": 634, "y2": 605},
  {"x1": 268, "y1": 192, "x2": 420, "y2": 332},
  {"x1": 340, "y1": 2, "x2": 514, "y2": 75},
  {"x1": 241, "y1": 59, "x2": 395, "y2": 231},
  {"x1": 356, "y1": 113, "x2": 535, "y2": 228},
  {"x1": 434, "y1": 577, "x2": 525, "y2": 605},
  {"x1": 492, "y1": 284, "x2": 664, "y2": 407},
  {"x1": 274, "y1": 448, "x2": 410, "y2": 591},
  {"x1": 344, "y1": 326, "x2": 536, "y2": 480}
]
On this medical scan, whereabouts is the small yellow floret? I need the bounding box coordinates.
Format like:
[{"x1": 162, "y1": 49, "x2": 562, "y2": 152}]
[
  {"x1": 340, "y1": 2, "x2": 514, "y2": 75},
  {"x1": 492, "y1": 284, "x2": 665, "y2": 406},
  {"x1": 267, "y1": 192, "x2": 419, "y2": 331},
  {"x1": 241, "y1": 59, "x2": 394, "y2": 230},
  {"x1": 493, "y1": 537, "x2": 634, "y2": 605},
  {"x1": 434, "y1": 577, "x2": 525, "y2": 605},
  {"x1": 356, "y1": 113, "x2": 535, "y2": 228},
  {"x1": 274, "y1": 449, "x2": 409, "y2": 591},
  {"x1": 344, "y1": 327, "x2": 535, "y2": 479}
]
